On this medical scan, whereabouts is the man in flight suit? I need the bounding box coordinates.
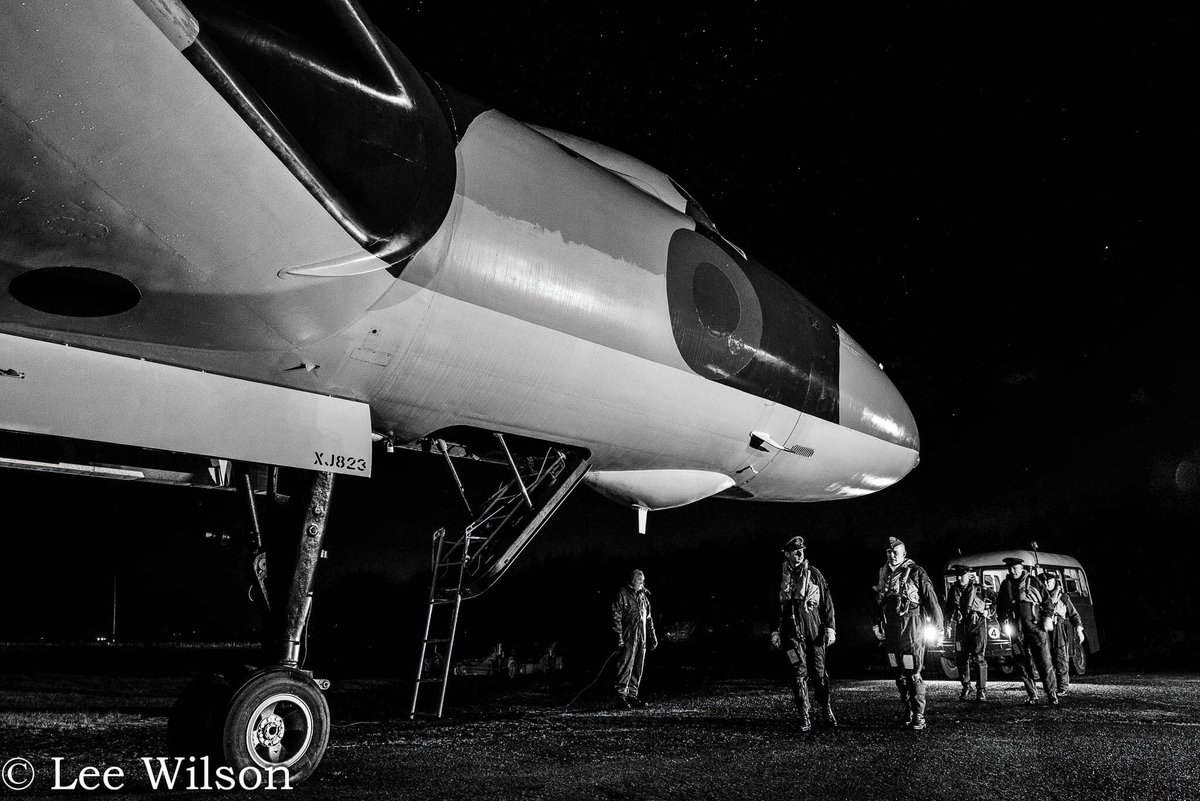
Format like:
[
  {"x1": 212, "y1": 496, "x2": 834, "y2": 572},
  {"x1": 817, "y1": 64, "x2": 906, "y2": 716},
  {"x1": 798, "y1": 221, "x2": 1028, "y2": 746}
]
[
  {"x1": 875, "y1": 537, "x2": 943, "y2": 730},
  {"x1": 1040, "y1": 570, "x2": 1085, "y2": 696},
  {"x1": 997, "y1": 557, "x2": 1058, "y2": 706},
  {"x1": 612, "y1": 568, "x2": 657, "y2": 708},
  {"x1": 770, "y1": 535, "x2": 837, "y2": 732},
  {"x1": 944, "y1": 565, "x2": 994, "y2": 702}
]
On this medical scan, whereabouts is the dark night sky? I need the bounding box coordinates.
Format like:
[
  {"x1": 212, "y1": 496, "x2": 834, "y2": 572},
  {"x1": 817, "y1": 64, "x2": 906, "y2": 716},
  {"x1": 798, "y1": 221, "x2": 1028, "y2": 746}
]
[{"x1": 3, "y1": 7, "x2": 1195, "y2": 668}]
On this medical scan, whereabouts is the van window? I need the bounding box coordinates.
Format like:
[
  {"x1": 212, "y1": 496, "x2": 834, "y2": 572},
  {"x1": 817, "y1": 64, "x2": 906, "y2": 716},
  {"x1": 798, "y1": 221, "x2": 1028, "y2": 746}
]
[
  {"x1": 1062, "y1": 567, "x2": 1090, "y2": 599},
  {"x1": 982, "y1": 571, "x2": 1003, "y2": 595}
]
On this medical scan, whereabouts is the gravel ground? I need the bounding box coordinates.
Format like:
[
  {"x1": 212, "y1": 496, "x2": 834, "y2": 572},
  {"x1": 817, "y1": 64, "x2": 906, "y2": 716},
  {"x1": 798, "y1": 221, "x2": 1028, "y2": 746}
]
[{"x1": 2, "y1": 672, "x2": 1198, "y2": 799}]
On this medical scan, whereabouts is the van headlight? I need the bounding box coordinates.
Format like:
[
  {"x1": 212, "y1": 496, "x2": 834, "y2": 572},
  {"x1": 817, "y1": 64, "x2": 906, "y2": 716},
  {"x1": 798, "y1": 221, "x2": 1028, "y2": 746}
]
[
  {"x1": 1002, "y1": 622, "x2": 1014, "y2": 639},
  {"x1": 923, "y1": 624, "x2": 942, "y2": 645}
]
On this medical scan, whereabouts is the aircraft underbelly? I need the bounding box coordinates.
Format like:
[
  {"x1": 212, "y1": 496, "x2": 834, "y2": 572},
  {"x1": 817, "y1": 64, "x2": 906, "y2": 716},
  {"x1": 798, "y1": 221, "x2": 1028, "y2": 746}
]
[{"x1": 0, "y1": 332, "x2": 372, "y2": 476}]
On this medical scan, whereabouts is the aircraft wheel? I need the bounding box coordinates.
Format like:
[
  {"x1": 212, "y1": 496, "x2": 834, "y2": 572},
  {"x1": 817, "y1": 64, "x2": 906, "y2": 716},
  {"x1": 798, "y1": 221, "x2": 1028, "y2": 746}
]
[
  {"x1": 168, "y1": 672, "x2": 233, "y2": 759},
  {"x1": 222, "y1": 667, "x2": 330, "y2": 786}
]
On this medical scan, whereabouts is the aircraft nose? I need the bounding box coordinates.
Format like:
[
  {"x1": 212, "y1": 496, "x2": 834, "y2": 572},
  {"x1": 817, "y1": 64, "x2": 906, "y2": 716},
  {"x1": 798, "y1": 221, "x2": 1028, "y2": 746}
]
[
  {"x1": 836, "y1": 328, "x2": 920, "y2": 455},
  {"x1": 657, "y1": 226, "x2": 919, "y2": 496},
  {"x1": 737, "y1": 326, "x2": 921, "y2": 501}
]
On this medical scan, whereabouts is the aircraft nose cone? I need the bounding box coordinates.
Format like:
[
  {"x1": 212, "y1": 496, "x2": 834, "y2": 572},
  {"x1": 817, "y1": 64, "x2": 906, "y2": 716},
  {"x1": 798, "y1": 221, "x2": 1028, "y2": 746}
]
[{"x1": 837, "y1": 329, "x2": 920, "y2": 456}]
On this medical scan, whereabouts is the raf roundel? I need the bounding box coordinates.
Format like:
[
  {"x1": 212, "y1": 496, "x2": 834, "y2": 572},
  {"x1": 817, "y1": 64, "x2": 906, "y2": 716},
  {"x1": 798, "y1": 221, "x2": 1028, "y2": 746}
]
[
  {"x1": 665, "y1": 228, "x2": 764, "y2": 381},
  {"x1": 664, "y1": 228, "x2": 841, "y2": 423}
]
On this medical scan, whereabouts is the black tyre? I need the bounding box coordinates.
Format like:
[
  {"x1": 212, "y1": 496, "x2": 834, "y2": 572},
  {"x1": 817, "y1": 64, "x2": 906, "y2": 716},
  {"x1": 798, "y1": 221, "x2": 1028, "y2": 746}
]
[
  {"x1": 168, "y1": 673, "x2": 233, "y2": 759},
  {"x1": 221, "y1": 667, "x2": 330, "y2": 787},
  {"x1": 1070, "y1": 641, "x2": 1088, "y2": 676},
  {"x1": 938, "y1": 655, "x2": 960, "y2": 681}
]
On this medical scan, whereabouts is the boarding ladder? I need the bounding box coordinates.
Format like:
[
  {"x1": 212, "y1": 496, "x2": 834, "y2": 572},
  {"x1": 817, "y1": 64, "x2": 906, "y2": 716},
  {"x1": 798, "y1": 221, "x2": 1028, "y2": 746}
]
[{"x1": 410, "y1": 437, "x2": 589, "y2": 718}]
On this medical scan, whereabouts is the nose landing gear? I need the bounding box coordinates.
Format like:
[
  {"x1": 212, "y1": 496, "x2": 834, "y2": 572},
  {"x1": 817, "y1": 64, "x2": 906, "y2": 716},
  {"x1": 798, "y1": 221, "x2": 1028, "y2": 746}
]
[{"x1": 168, "y1": 470, "x2": 335, "y2": 786}]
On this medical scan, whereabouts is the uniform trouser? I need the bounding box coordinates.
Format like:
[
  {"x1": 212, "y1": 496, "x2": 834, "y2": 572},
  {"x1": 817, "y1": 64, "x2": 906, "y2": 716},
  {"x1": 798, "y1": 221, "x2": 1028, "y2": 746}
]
[
  {"x1": 1012, "y1": 605, "x2": 1055, "y2": 699},
  {"x1": 615, "y1": 636, "x2": 647, "y2": 698},
  {"x1": 1047, "y1": 622, "x2": 1072, "y2": 692},
  {"x1": 884, "y1": 611, "x2": 926, "y2": 720},
  {"x1": 783, "y1": 632, "x2": 831, "y2": 715},
  {"x1": 954, "y1": 614, "x2": 988, "y2": 691}
]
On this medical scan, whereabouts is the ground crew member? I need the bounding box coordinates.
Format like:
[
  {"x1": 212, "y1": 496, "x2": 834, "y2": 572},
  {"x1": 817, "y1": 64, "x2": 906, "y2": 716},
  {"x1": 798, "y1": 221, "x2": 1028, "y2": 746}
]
[
  {"x1": 770, "y1": 535, "x2": 837, "y2": 732},
  {"x1": 612, "y1": 568, "x2": 657, "y2": 708},
  {"x1": 997, "y1": 557, "x2": 1058, "y2": 706},
  {"x1": 944, "y1": 565, "x2": 994, "y2": 702},
  {"x1": 874, "y1": 537, "x2": 942, "y2": 730},
  {"x1": 1041, "y1": 570, "x2": 1084, "y2": 696}
]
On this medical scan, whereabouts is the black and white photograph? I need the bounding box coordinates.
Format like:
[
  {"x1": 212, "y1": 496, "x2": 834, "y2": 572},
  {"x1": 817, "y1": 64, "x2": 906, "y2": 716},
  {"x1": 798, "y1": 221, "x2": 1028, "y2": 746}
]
[{"x1": 1, "y1": 3, "x2": 1195, "y2": 798}]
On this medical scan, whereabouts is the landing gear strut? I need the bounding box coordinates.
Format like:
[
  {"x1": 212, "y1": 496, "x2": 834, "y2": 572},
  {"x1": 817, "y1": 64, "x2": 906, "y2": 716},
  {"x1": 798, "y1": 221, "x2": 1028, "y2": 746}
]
[{"x1": 168, "y1": 470, "x2": 335, "y2": 786}]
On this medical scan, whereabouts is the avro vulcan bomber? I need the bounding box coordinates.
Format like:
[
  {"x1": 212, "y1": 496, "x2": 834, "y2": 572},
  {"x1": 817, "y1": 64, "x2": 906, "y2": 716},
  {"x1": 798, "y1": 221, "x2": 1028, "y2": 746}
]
[{"x1": 0, "y1": 0, "x2": 919, "y2": 783}]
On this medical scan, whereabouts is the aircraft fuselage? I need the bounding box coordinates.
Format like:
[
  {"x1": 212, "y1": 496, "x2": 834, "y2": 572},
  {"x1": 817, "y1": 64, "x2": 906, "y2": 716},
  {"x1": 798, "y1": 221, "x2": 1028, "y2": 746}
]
[{"x1": 0, "y1": 1, "x2": 918, "y2": 510}]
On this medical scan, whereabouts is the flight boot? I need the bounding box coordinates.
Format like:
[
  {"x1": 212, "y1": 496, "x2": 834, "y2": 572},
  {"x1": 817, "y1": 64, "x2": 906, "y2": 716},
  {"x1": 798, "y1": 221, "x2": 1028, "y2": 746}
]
[
  {"x1": 816, "y1": 677, "x2": 838, "y2": 729},
  {"x1": 976, "y1": 662, "x2": 988, "y2": 702},
  {"x1": 958, "y1": 682, "x2": 971, "y2": 702},
  {"x1": 792, "y1": 680, "x2": 813, "y2": 733},
  {"x1": 1043, "y1": 675, "x2": 1060, "y2": 706},
  {"x1": 910, "y1": 675, "x2": 927, "y2": 731},
  {"x1": 895, "y1": 677, "x2": 912, "y2": 728},
  {"x1": 1021, "y1": 669, "x2": 1039, "y2": 704}
]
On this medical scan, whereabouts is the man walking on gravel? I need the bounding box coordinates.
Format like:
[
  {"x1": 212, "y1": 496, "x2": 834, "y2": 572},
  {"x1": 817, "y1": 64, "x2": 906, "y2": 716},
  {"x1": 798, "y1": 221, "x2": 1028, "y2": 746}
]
[
  {"x1": 770, "y1": 535, "x2": 838, "y2": 732},
  {"x1": 875, "y1": 537, "x2": 942, "y2": 731}
]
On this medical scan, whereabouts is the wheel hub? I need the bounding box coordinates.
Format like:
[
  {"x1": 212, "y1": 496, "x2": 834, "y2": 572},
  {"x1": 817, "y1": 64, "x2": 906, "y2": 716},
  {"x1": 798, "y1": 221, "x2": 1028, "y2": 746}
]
[
  {"x1": 243, "y1": 691, "x2": 314, "y2": 768},
  {"x1": 254, "y1": 713, "x2": 286, "y2": 748}
]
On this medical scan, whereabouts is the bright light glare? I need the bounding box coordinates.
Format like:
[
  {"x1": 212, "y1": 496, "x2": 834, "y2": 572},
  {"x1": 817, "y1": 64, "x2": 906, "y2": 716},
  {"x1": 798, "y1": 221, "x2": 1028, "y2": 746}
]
[
  {"x1": 861, "y1": 407, "x2": 907, "y2": 441},
  {"x1": 923, "y1": 624, "x2": 941, "y2": 645}
]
